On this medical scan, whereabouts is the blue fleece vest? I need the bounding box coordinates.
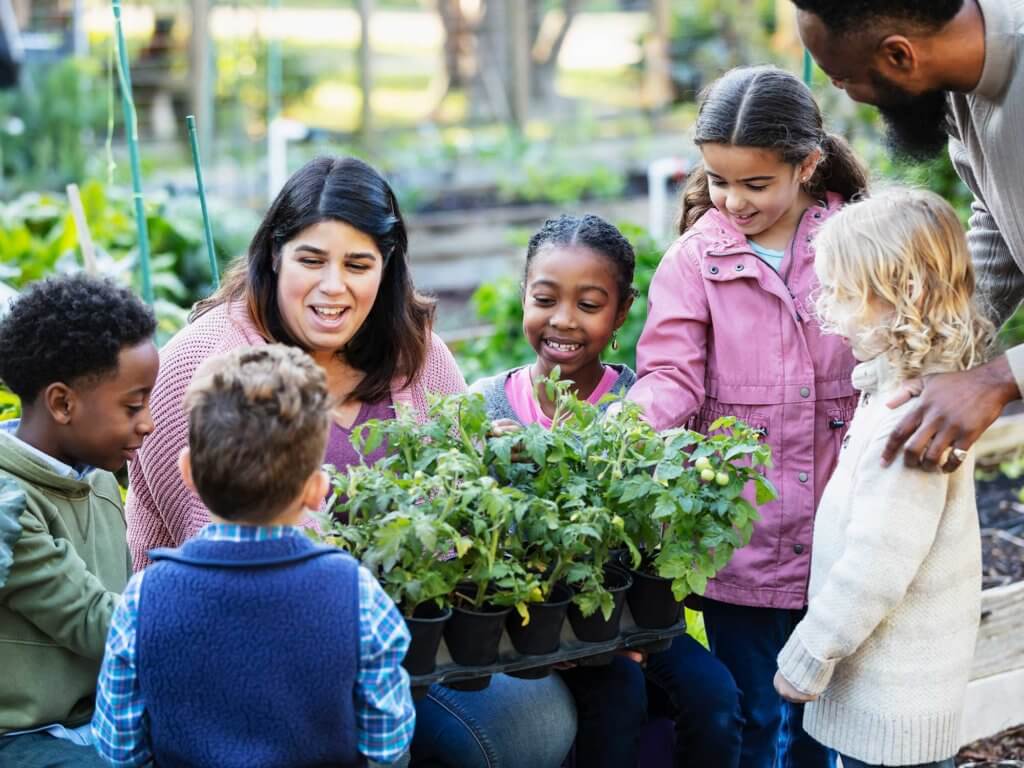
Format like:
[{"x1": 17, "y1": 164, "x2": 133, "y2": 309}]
[{"x1": 138, "y1": 535, "x2": 365, "y2": 768}]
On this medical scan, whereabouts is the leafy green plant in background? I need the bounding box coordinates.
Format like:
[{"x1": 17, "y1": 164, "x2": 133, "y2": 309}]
[
  {"x1": 454, "y1": 222, "x2": 663, "y2": 381},
  {"x1": 0, "y1": 180, "x2": 259, "y2": 342},
  {"x1": 0, "y1": 386, "x2": 18, "y2": 422},
  {"x1": 0, "y1": 59, "x2": 108, "y2": 195},
  {"x1": 497, "y1": 163, "x2": 626, "y2": 207}
]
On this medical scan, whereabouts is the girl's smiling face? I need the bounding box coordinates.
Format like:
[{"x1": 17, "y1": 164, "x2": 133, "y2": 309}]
[
  {"x1": 702, "y1": 143, "x2": 820, "y2": 250},
  {"x1": 522, "y1": 245, "x2": 630, "y2": 383}
]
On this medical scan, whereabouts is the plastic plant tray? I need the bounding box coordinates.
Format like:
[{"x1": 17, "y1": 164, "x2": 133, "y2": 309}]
[{"x1": 409, "y1": 602, "x2": 689, "y2": 690}]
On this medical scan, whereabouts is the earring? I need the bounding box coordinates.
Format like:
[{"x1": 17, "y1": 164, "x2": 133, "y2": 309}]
[{"x1": 611, "y1": 333, "x2": 619, "y2": 351}]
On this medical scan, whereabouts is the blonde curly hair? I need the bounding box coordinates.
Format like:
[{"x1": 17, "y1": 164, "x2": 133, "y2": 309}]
[{"x1": 813, "y1": 187, "x2": 994, "y2": 380}]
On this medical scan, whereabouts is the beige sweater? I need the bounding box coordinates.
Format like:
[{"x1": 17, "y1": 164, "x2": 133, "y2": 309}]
[
  {"x1": 777, "y1": 357, "x2": 981, "y2": 765},
  {"x1": 947, "y1": 0, "x2": 1024, "y2": 387}
]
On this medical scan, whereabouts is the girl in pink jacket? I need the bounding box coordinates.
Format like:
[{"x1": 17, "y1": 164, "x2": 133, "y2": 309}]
[{"x1": 629, "y1": 65, "x2": 869, "y2": 768}]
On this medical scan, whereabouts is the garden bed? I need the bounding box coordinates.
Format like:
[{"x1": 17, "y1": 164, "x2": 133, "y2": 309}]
[
  {"x1": 962, "y1": 430, "x2": 1024, "y2": 750},
  {"x1": 975, "y1": 472, "x2": 1024, "y2": 589},
  {"x1": 957, "y1": 724, "x2": 1024, "y2": 764}
]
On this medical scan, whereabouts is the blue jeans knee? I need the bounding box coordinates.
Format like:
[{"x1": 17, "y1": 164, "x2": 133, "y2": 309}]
[
  {"x1": 411, "y1": 673, "x2": 576, "y2": 768},
  {"x1": 646, "y1": 633, "x2": 744, "y2": 767}
]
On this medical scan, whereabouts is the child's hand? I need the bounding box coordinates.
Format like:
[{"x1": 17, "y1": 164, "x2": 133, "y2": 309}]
[
  {"x1": 773, "y1": 671, "x2": 817, "y2": 703},
  {"x1": 489, "y1": 419, "x2": 531, "y2": 463},
  {"x1": 489, "y1": 419, "x2": 522, "y2": 437}
]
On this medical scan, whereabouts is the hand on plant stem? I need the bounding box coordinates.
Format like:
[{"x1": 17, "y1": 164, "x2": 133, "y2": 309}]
[
  {"x1": 881, "y1": 356, "x2": 1018, "y2": 472},
  {"x1": 489, "y1": 418, "x2": 529, "y2": 463},
  {"x1": 773, "y1": 671, "x2": 816, "y2": 703}
]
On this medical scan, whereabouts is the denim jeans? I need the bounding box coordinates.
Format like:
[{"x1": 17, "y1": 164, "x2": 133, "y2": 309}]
[
  {"x1": 411, "y1": 672, "x2": 576, "y2": 768},
  {"x1": 0, "y1": 732, "x2": 108, "y2": 767},
  {"x1": 840, "y1": 756, "x2": 955, "y2": 768},
  {"x1": 702, "y1": 598, "x2": 837, "y2": 768},
  {"x1": 561, "y1": 633, "x2": 744, "y2": 768}
]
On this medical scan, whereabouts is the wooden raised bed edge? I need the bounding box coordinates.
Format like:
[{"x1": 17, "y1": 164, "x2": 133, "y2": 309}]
[{"x1": 965, "y1": 413, "x2": 1024, "y2": 745}]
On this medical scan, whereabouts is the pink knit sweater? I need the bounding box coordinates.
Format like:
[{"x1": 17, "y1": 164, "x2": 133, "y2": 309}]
[{"x1": 126, "y1": 300, "x2": 467, "y2": 570}]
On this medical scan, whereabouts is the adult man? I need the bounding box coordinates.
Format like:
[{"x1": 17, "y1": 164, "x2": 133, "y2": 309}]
[{"x1": 792, "y1": 0, "x2": 1024, "y2": 471}]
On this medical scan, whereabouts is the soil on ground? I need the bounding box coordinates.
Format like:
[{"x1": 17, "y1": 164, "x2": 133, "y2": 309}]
[
  {"x1": 957, "y1": 724, "x2": 1024, "y2": 764},
  {"x1": 974, "y1": 473, "x2": 1024, "y2": 589}
]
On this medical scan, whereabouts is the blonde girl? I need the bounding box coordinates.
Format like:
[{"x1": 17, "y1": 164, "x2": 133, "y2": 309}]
[{"x1": 775, "y1": 188, "x2": 992, "y2": 768}]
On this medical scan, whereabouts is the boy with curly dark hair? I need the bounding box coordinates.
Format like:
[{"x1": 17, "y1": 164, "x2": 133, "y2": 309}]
[
  {"x1": 0, "y1": 274, "x2": 158, "y2": 766},
  {"x1": 790, "y1": 0, "x2": 1024, "y2": 482}
]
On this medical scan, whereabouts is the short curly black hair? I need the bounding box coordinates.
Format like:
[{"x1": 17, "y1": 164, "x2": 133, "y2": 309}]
[
  {"x1": 525, "y1": 214, "x2": 638, "y2": 309},
  {"x1": 792, "y1": 0, "x2": 964, "y2": 35},
  {"x1": 0, "y1": 274, "x2": 157, "y2": 402}
]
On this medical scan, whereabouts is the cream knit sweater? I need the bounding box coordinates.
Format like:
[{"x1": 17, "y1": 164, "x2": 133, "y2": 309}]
[{"x1": 777, "y1": 356, "x2": 981, "y2": 765}]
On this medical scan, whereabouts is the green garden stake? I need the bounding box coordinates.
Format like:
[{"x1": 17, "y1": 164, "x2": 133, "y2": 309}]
[
  {"x1": 803, "y1": 48, "x2": 814, "y2": 86},
  {"x1": 186, "y1": 115, "x2": 220, "y2": 288},
  {"x1": 111, "y1": 0, "x2": 153, "y2": 305}
]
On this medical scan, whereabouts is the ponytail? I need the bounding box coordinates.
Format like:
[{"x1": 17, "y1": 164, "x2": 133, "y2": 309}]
[
  {"x1": 678, "y1": 165, "x2": 713, "y2": 235},
  {"x1": 806, "y1": 132, "x2": 869, "y2": 203}
]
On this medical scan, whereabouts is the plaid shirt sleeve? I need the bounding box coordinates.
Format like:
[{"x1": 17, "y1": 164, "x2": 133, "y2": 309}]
[
  {"x1": 355, "y1": 565, "x2": 415, "y2": 765},
  {"x1": 91, "y1": 571, "x2": 152, "y2": 767}
]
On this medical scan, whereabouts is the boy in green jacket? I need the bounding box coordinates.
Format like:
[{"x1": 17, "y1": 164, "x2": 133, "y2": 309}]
[{"x1": 0, "y1": 274, "x2": 158, "y2": 765}]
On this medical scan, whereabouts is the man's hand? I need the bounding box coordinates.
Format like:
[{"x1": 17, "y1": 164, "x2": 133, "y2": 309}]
[
  {"x1": 773, "y1": 671, "x2": 816, "y2": 704},
  {"x1": 881, "y1": 355, "x2": 1019, "y2": 471}
]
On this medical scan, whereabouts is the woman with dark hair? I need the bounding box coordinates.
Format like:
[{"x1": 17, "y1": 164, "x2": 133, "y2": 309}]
[
  {"x1": 127, "y1": 156, "x2": 457, "y2": 565},
  {"x1": 126, "y1": 156, "x2": 576, "y2": 768}
]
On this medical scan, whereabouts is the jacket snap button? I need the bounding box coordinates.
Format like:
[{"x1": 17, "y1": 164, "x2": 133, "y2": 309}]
[
  {"x1": 793, "y1": 544, "x2": 805, "y2": 555},
  {"x1": 709, "y1": 266, "x2": 719, "y2": 275},
  {"x1": 798, "y1": 472, "x2": 808, "y2": 483},
  {"x1": 800, "y1": 387, "x2": 810, "y2": 398},
  {"x1": 735, "y1": 264, "x2": 744, "y2": 272}
]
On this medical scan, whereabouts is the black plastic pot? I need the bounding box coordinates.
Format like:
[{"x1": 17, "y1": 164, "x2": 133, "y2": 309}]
[
  {"x1": 567, "y1": 566, "x2": 632, "y2": 642},
  {"x1": 403, "y1": 602, "x2": 452, "y2": 676},
  {"x1": 506, "y1": 583, "x2": 572, "y2": 656},
  {"x1": 626, "y1": 568, "x2": 686, "y2": 630},
  {"x1": 444, "y1": 600, "x2": 512, "y2": 667}
]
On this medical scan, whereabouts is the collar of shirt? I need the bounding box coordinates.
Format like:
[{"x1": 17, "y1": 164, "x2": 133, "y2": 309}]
[
  {"x1": 973, "y1": 0, "x2": 1018, "y2": 102},
  {"x1": 196, "y1": 523, "x2": 307, "y2": 543},
  {"x1": 0, "y1": 419, "x2": 94, "y2": 481}
]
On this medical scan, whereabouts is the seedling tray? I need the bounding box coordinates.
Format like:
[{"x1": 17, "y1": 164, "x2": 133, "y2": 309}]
[{"x1": 409, "y1": 602, "x2": 688, "y2": 691}]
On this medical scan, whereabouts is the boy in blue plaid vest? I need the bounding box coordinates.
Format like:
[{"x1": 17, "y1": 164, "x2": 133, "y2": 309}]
[{"x1": 92, "y1": 345, "x2": 414, "y2": 767}]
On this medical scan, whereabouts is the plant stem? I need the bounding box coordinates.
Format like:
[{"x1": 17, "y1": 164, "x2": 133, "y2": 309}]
[{"x1": 545, "y1": 555, "x2": 564, "y2": 599}]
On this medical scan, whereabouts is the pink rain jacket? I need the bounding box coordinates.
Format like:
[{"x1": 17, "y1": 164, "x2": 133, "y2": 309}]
[{"x1": 629, "y1": 193, "x2": 857, "y2": 610}]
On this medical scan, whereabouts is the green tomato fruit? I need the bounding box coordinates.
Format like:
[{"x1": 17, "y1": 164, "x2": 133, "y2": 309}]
[
  {"x1": 700, "y1": 468, "x2": 716, "y2": 483},
  {"x1": 694, "y1": 456, "x2": 712, "y2": 471},
  {"x1": 715, "y1": 471, "x2": 730, "y2": 486}
]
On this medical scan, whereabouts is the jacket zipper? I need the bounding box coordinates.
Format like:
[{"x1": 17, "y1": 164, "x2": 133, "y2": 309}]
[
  {"x1": 709, "y1": 208, "x2": 809, "y2": 323},
  {"x1": 780, "y1": 209, "x2": 809, "y2": 322}
]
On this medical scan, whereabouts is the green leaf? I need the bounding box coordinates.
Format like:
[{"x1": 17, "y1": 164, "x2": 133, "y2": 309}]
[
  {"x1": 685, "y1": 570, "x2": 708, "y2": 595},
  {"x1": 754, "y1": 475, "x2": 778, "y2": 505}
]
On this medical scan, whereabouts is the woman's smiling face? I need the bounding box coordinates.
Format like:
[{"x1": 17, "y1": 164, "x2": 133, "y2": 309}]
[{"x1": 275, "y1": 219, "x2": 384, "y2": 359}]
